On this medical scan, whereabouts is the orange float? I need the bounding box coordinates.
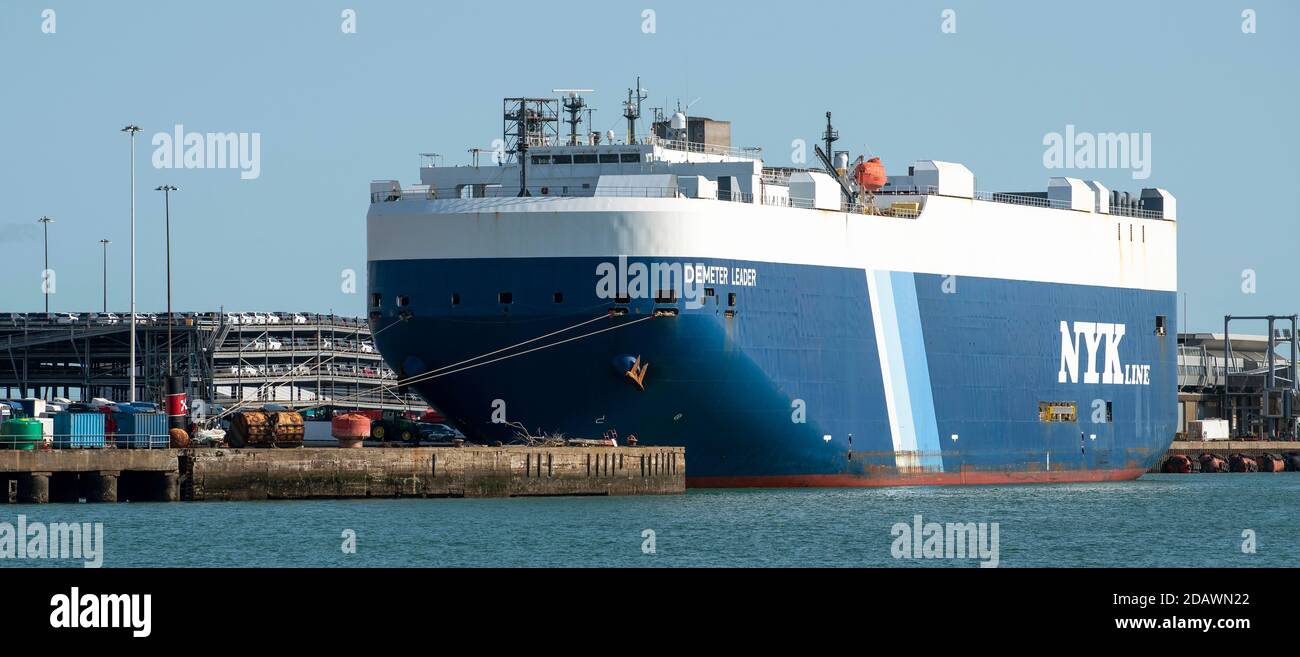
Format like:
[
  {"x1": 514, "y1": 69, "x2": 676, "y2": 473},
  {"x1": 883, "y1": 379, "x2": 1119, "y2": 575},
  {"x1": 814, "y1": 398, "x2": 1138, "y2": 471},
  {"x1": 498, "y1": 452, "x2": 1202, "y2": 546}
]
[{"x1": 332, "y1": 413, "x2": 372, "y2": 448}]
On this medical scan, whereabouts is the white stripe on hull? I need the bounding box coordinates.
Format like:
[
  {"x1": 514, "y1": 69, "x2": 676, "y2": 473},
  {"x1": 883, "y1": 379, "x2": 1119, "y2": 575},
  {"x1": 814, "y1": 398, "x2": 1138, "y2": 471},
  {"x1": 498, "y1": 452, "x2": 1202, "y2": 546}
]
[{"x1": 367, "y1": 195, "x2": 1177, "y2": 291}]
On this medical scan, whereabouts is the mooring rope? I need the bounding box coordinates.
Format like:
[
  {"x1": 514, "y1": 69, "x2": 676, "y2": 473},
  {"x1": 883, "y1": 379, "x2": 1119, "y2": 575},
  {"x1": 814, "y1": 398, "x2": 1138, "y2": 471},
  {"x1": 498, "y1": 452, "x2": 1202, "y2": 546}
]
[{"x1": 219, "y1": 311, "x2": 651, "y2": 419}]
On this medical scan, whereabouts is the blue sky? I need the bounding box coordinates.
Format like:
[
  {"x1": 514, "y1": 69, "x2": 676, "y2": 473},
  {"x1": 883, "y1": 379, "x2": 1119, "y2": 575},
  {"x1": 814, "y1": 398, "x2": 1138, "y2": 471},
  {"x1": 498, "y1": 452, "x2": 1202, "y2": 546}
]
[{"x1": 1, "y1": 0, "x2": 1296, "y2": 332}]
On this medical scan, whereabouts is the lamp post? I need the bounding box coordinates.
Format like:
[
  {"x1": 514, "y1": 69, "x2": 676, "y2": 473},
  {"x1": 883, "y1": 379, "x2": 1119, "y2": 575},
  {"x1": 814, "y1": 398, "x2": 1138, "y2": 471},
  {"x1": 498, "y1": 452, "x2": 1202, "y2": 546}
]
[
  {"x1": 122, "y1": 125, "x2": 141, "y2": 402},
  {"x1": 155, "y1": 184, "x2": 177, "y2": 374},
  {"x1": 99, "y1": 239, "x2": 111, "y2": 313},
  {"x1": 37, "y1": 216, "x2": 53, "y2": 315}
]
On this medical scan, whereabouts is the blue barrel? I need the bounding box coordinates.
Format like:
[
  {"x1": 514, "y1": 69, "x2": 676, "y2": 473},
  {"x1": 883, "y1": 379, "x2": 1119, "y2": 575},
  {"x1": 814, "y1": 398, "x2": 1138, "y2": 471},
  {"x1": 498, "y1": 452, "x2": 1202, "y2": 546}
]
[
  {"x1": 53, "y1": 412, "x2": 106, "y2": 448},
  {"x1": 112, "y1": 412, "x2": 169, "y2": 449}
]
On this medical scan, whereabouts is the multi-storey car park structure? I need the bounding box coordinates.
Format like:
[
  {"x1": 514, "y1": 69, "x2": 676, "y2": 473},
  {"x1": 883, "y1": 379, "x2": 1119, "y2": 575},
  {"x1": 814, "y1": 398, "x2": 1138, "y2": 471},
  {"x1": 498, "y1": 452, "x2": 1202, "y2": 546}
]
[{"x1": 0, "y1": 312, "x2": 423, "y2": 415}]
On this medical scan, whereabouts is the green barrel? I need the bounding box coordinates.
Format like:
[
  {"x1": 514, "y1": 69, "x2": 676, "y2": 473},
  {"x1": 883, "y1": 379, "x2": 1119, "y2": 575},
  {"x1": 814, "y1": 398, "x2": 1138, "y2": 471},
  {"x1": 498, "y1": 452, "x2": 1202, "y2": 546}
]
[{"x1": 1, "y1": 418, "x2": 43, "y2": 450}]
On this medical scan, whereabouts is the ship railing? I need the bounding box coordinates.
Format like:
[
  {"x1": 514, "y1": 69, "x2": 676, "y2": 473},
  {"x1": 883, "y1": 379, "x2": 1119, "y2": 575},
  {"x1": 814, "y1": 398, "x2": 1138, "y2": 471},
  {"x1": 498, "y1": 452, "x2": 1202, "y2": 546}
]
[
  {"x1": 376, "y1": 183, "x2": 910, "y2": 215},
  {"x1": 646, "y1": 136, "x2": 763, "y2": 160},
  {"x1": 372, "y1": 185, "x2": 757, "y2": 204},
  {"x1": 761, "y1": 167, "x2": 846, "y2": 187},
  {"x1": 1177, "y1": 344, "x2": 1214, "y2": 388},
  {"x1": 760, "y1": 195, "x2": 917, "y2": 218},
  {"x1": 974, "y1": 190, "x2": 1071, "y2": 210},
  {"x1": 371, "y1": 182, "x2": 1159, "y2": 219},
  {"x1": 0, "y1": 433, "x2": 172, "y2": 450},
  {"x1": 1108, "y1": 204, "x2": 1164, "y2": 220},
  {"x1": 880, "y1": 185, "x2": 1166, "y2": 219}
]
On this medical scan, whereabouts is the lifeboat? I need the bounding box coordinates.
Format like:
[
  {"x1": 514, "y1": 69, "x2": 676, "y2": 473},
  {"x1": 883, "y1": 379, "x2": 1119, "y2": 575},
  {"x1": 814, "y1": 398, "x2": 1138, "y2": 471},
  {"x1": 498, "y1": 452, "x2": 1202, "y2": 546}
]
[{"x1": 853, "y1": 157, "x2": 887, "y2": 192}]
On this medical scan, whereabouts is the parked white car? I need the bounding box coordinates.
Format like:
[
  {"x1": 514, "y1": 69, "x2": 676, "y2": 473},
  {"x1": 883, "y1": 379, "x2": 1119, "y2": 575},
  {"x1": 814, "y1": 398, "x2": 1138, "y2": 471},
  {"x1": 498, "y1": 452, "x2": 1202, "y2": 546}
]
[
  {"x1": 241, "y1": 366, "x2": 258, "y2": 376},
  {"x1": 266, "y1": 338, "x2": 282, "y2": 350},
  {"x1": 266, "y1": 313, "x2": 281, "y2": 324},
  {"x1": 133, "y1": 313, "x2": 152, "y2": 324},
  {"x1": 250, "y1": 339, "x2": 266, "y2": 351},
  {"x1": 292, "y1": 313, "x2": 308, "y2": 324},
  {"x1": 225, "y1": 313, "x2": 241, "y2": 325},
  {"x1": 238, "y1": 313, "x2": 254, "y2": 324},
  {"x1": 360, "y1": 341, "x2": 375, "y2": 353},
  {"x1": 55, "y1": 313, "x2": 80, "y2": 324},
  {"x1": 96, "y1": 313, "x2": 120, "y2": 324}
]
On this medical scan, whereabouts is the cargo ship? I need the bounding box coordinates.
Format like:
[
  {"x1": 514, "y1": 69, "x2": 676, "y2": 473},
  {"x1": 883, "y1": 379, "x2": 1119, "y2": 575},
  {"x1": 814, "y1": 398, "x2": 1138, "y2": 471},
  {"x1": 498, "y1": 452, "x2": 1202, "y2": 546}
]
[{"x1": 365, "y1": 89, "x2": 1178, "y2": 486}]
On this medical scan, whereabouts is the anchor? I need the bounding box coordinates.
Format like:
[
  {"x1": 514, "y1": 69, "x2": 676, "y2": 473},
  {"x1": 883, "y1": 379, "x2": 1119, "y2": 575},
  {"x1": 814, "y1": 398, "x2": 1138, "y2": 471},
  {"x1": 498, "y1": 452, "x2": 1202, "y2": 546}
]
[
  {"x1": 612, "y1": 354, "x2": 650, "y2": 390},
  {"x1": 626, "y1": 355, "x2": 649, "y2": 390}
]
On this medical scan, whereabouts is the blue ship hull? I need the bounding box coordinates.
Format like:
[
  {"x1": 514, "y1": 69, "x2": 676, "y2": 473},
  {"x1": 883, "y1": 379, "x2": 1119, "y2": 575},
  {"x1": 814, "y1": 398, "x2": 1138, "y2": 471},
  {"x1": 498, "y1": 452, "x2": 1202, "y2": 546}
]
[{"x1": 368, "y1": 256, "x2": 1177, "y2": 486}]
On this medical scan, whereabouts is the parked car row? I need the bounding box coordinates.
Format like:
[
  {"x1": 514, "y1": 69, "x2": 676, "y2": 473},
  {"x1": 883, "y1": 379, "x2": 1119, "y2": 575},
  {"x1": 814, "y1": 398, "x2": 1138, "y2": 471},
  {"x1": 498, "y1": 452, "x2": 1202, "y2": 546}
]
[
  {"x1": 234, "y1": 337, "x2": 376, "y2": 353},
  {"x1": 53, "y1": 312, "x2": 159, "y2": 325},
  {"x1": 2, "y1": 312, "x2": 373, "y2": 328},
  {"x1": 221, "y1": 363, "x2": 395, "y2": 379},
  {"x1": 225, "y1": 312, "x2": 307, "y2": 325},
  {"x1": 243, "y1": 338, "x2": 284, "y2": 351},
  {"x1": 0, "y1": 397, "x2": 158, "y2": 416}
]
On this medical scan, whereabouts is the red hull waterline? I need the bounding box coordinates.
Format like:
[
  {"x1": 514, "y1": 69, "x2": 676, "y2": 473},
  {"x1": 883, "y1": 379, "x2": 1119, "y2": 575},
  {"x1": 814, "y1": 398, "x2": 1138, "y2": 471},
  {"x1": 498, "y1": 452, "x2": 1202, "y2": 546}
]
[{"x1": 687, "y1": 467, "x2": 1151, "y2": 488}]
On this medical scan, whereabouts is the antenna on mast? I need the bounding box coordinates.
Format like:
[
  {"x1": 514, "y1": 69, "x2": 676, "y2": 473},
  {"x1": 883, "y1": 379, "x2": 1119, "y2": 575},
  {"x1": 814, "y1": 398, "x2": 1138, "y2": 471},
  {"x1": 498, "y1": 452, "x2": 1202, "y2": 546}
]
[
  {"x1": 822, "y1": 111, "x2": 839, "y2": 168},
  {"x1": 503, "y1": 97, "x2": 559, "y2": 197},
  {"x1": 815, "y1": 111, "x2": 857, "y2": 208},
  {"x1": 554, "y1": 88, "x2": 594, "y2": 146},
  {"x1": 623, "y1": 76, "x2": 647, "y2": 144}
]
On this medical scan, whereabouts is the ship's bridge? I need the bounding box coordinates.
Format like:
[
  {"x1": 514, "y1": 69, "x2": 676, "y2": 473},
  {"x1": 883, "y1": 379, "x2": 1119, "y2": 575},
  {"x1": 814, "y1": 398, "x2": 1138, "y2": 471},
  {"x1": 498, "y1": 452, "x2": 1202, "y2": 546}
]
[{"x1": 411, "y1": 137, "x2": 766, "y2": 202}]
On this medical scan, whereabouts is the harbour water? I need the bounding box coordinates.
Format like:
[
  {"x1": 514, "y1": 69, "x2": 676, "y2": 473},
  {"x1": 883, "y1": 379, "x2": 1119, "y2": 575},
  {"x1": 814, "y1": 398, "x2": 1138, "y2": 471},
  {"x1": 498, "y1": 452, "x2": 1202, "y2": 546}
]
[{"x1": 3, "y1": 474, "x2": 1297, "y2": 568}]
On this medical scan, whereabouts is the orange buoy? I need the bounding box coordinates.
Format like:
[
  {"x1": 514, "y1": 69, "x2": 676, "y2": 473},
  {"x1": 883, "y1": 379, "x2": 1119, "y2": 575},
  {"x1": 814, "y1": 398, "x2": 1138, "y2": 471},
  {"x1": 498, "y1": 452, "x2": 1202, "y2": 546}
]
[
  {"x1": 1161, "y1": 454, "x2": 1195, "y2": 473},
  {"x1": 169, "y1": 427, "x2": 190, "y2": 448},
  {"x1": 332, "y1": 413, "x2": 371, "y2": 438},
  {"x1": 1198, "y1": 453, "x2": 1228, "y2": 473},
  {"x1": 1229, "y1": 453, "x2": 1258, "y2": 473},
  {"x1": 853, "y1": 157, "x2": 887, "y2": 192},
  {"x1": 1257, "y1": 453, "x2": 1285, "y2": 473},
  {"x1": 332, "y1": 413, "x2": 371, "y2": 448}
]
